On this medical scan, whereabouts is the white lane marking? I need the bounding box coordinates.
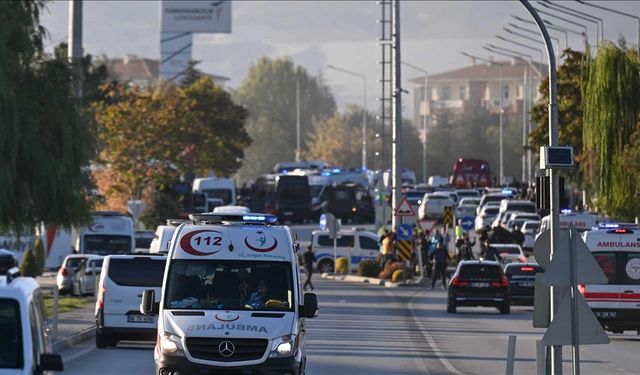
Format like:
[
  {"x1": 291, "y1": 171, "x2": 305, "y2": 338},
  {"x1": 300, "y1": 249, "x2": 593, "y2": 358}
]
[
  {"x1": 407, "y1": 289, "x2": 466, "y2": 375},
  {"x1": 62, "y1": 347, "x2": 94, "y2": 363}
]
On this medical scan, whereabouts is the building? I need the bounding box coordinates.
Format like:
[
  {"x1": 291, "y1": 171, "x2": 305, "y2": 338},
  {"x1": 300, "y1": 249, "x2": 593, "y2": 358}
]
[
  {"x1": 408, "y1": 58, "x2": 547, "y2": 141},
  {"x1": 107, "y1": 54, "x2": 229, "y2": 88}
]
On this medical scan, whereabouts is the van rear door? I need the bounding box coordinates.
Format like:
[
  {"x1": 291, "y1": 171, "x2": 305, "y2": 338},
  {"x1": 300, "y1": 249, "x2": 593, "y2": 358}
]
[
  {"x1": 103, "y1": 257, "x2": 166, "y2": 327},
  {"x1": 619, "y1": 252, "x2": 640, "y2": 310},
  {"x1": 587, "y1": 251, "x2": 620, "y2": 310}
]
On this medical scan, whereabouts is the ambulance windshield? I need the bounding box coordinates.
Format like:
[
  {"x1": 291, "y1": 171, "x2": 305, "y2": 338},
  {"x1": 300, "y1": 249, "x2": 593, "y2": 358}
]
[{"x1": 164, "y1": 260, "x2": 294, "y2": 311}]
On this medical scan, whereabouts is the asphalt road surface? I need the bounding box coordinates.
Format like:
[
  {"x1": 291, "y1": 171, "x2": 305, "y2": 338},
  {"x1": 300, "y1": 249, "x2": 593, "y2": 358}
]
[{"x1": 58, "y1": 277, "x2": 640, "y2": 375}]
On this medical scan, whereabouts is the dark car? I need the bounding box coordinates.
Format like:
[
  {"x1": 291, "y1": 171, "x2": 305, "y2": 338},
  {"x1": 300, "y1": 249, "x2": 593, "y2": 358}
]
[
  {"x1": 0, "y1": 249, "x2": 17, "y2": 274},
  {"x1": 504, "y1": 262, "x2": 544, "y2": 306},
  {"x1": 447, "y1": 260, "x2": 511, "y2": 314}
]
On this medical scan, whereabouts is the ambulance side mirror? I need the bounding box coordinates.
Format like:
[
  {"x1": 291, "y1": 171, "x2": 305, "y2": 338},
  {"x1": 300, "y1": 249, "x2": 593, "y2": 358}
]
[
  {"x1": 301, "y1": 292, "x2": 318, "y2": 318},
  {"x1": 140, "y1": 289, "x2": 158, "y2": 315}
]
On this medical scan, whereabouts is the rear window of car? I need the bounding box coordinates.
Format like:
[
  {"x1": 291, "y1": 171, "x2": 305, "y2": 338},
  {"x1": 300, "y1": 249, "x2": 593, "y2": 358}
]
[
  {"x1": 65, "y1": 258, "x2": 84, "y2": 269},
  {"x1": 107, "y1": 258, "x2": 166, "y2": 287},
  {"x1": 484, "y1": 208, "x2": 499, "y2": 215},
  {"x1": 0, "y1": 298, "x2": 23, "y2": 369},
  {"x1": 505, "y1": 265, "x2": 543, "y2": 276},
  {"x1": 593, "y1": 252, "x2": 616, "y2": 284},
  {"x1": 316, "y1": 235, "x2": 355, "y2": 248},
  {"x1": 459, "y1": 264, "x2": 502, "y2": 280},
  {"x1": 428, "y1": 195, "x2": 448, "y2": 200},
  {"x1": 523, "y1": 222, "x2": 540, "y2": 231},
  {"x1": 496, "y1": 246, "x2": 521, "y2": 254}
]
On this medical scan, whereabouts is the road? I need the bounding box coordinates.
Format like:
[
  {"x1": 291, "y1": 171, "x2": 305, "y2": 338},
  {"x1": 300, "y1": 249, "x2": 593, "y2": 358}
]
[{"x1": 57, "y1": 276, "x2": 640, "y2": 374}]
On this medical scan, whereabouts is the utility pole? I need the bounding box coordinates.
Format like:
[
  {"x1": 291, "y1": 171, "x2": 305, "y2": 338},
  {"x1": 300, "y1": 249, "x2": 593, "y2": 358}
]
[
  {"x1": 295, "y1": 79, "x2": 301, "y2": 162},
  {"x1": 68, "y1": 0, "x2": 83, "y2": 101},
  {"x1": 391, "y1": 0, "x2": 401, "y2": 230}
]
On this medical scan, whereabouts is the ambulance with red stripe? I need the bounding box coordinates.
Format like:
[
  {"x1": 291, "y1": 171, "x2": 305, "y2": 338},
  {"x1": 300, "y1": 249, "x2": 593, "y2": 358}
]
[
  {"x1": 581, "y1": 223, "x2": 640, "y2": 333},
  {"x1": 139, "y1": 213, "x2": 318, "y2": 375}
]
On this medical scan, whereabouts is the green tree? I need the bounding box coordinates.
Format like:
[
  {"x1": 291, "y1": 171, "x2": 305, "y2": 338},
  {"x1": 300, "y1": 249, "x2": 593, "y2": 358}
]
[
  {"x1": 33, "y1": 238, "x2": 45, "y2": 276},
  {"x1": 0, "y1": 1, "x2": 93, "y2": 231},
  {"x1": 19, "y1": 249, "x2": 39, "y2": 278},
  {"x1": 529, "y1": 49, "x2": 587, "y2": 186},
  {"x1": 234, "y1": 57, "x2": 336, "y2": 180},
  {"x1": 93, "y1": 77, "x2": 250, "y2": 201},
  {"x1": 583, "y1": 42, "x2": 640, "y2": 218},
  {"x1": 180, "y1": 60, "x2": 204, "y2": 88}
]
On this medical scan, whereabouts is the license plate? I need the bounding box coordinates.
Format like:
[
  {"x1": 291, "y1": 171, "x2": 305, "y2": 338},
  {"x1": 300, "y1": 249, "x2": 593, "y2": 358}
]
[
  {"x1": 471, "y1": 282, "x2": 489, "y2": 288},
  {"x1": 127, "y1": 315, "x2": 154, "y2": 323},
  {"x1": 519, "y1": 282, "x2": 534, "y2": 288}
]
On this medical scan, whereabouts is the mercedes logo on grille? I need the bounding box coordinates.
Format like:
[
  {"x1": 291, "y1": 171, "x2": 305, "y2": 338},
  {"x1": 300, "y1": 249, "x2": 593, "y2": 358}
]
[{"x1": 218, "y1": 340, "x2": 235, "y2": 358}]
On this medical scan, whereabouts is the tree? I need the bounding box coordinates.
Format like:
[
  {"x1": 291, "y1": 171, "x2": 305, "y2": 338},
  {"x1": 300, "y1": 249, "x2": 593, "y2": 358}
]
[
  {"x1": 529, "y1": 49, "x2": 587, "y2": 186},
  {"x1": 234, "y1": 57, "x2": 336, "y2": 180},
  {"x1": 33, "y1": 238, "x2": 45, "y2": 276},
  {"x1": 0, "y1": 1, "x2": 93, "y2": 231},
  {"x1": 93, "y1": 77, "x2": 250, "y2": 209},
  {"x1": 582, "y1": 42, "x2": 640, "y2": 218},
  {"x1": 180, "y1": 60, "x2": 204, "y2": 88},
  {"x1": 19, "y1": 249, "x2": 39, "y2": 278}
]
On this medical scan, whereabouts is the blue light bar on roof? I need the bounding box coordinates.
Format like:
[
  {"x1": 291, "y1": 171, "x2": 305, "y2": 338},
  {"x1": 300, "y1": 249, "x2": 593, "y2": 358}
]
[
  {"x1": 561, "y1": 209, "x2": 572, "y2": 214},
  {"x1": 598, "y1": 223, "x2": 619, "y2": 228},
  {"x1": 501, "y1": 189, "x2": 513, "y2": 195}
]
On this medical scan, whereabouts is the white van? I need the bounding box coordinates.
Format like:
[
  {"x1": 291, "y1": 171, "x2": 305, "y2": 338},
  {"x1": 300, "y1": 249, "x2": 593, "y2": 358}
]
[
  {"x1": 140, "y1": 213, "x2": 318, "y2": 375},
  {"x1": 192, "y1": 177, "x2": 236, "y2": 207},
  {"x1": 581, "y1": 224, "x2": 640, "y2": 333},
  {"x1": 310, "y1": 228, "x2": 380, "y2": 273},
  {"x1": 95, "y1": 255, "x2": 167, "y2": 348},
  {"x1": 149, "y1": 220, "x2": 187, "y2": 255},
  {"x1": 0, "y1": 269, "x2": 63, "y2": 374},
  {"x1": 76, "y1": 211, "x2": 135, "y2": 255}
]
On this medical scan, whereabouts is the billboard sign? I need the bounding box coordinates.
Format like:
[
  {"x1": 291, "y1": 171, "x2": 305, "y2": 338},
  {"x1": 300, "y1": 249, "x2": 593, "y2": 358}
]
[{"x1": 161, "y1": 0, "x2": 232, "y2": 33}]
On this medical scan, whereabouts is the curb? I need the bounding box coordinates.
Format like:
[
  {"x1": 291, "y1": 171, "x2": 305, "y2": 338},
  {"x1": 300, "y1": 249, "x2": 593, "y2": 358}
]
[{"x1": 52, "y1": 326, "x2": 96, "y2": 353}]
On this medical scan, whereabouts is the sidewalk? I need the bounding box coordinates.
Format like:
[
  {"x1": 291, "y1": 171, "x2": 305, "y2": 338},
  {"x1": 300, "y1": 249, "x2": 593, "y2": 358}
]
[
  {"x1": 49, "y1": 301, "x2": 96, "y2": 353},
  {"x1": 320, "y1": 272, "x2": 426, "y2": 288}
]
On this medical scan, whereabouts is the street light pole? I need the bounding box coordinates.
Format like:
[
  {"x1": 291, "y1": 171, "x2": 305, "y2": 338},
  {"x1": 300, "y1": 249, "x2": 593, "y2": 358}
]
[
  {"x1": 461, "y1": 52, "x2": 504, "y2": 185},
  {"x1": 68, "y1": 0, "x2": 83, "y2": 101},
  {"x1": 295, "y1": 79, "x2": 301, "y2": 162},
  {"x1": 535, "y1": 7, "x2": 591, "y2": 48},
  {"x1": 512, "y1": 15, "x2": 586, "y2": 50},
  {"x1": 326, "y1": 64, "x2": 368, "y2": 170},
  {"x1": 402, "y1": 61, "x2": 429, "y2": 183},
  {"x1": 538, "y1": 2, "x2": 602, "y2": 48},
  {"x1": 576, "y1": 0, "x2": 640, "y2": 48}
]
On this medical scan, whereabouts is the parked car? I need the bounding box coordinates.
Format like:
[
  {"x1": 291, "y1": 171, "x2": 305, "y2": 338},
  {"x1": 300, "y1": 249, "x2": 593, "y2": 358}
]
[
  {"x1": 57, "y1": 254, "x2": 102, "y2": 295},
  {"x1": 0, "y1": 249, "x2": 17, "y2": 274},
  {"x1": 418, "y1": 193, "x2": 455, "y2": 220},
  {"x1": 72, "y1": 256, "x2": 104, "y2": 296},
  {"x1": 95, "y1": 254, "x2": 167, "y2": 348},
  {"x1": 447, "y1": 260, "x2": 511, "y2": 314},
  {"x1": 504, "y1": 262, "x2": 544, "y2": 305},
  {"x1": 456, "y1": 197, "x2": 480, "y2": 219}
]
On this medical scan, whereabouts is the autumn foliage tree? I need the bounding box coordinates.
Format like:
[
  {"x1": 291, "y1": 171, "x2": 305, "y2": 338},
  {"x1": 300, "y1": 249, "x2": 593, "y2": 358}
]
[{"x1": 93, "y1": 77, "x2": 250, "y2": 210}]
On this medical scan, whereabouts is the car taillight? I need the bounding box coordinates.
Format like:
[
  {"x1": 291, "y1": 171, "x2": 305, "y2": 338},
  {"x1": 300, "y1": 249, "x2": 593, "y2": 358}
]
[
  {"x1": 578, "y1": 284, "x2": 586, "y2": 295},
  {"x1": 492, "y1": 276, "x2": 509, "y2": 287},
  {"x1": 450, "y1": 277, "x2": 468, "y2": 287},
  {"x1": 98, "y1": 286, "x2": 106, "y2": 309},
  {"x1": 520, "y1": 266, "x2": 535, "y2": 272},
  {"x1": 60, "y1": 268, "x2": 68, "y2": 277}
]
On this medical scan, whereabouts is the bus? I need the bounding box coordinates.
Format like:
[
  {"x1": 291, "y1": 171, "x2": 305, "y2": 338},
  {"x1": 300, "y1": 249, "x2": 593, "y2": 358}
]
[{"x1": 450, "y1": 158, "x2": 492, "y2": 189}]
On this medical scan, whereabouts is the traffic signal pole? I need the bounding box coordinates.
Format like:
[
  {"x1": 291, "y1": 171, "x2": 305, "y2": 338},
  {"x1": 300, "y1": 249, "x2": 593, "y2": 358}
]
[{"x1": 391, "y1": 0, "x2": 402, "y2": 230}]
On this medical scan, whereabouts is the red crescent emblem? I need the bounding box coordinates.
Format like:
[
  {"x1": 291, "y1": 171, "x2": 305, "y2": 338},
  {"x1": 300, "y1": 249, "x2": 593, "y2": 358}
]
[
  {"x1": 244, "y1": 236, "x2": 278, "y2": 253},
  {"x1": 180, "y1": 229, "x2": 223, "y2": 256}
]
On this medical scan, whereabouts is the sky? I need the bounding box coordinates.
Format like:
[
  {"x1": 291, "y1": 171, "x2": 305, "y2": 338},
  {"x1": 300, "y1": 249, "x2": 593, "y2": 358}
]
[{"x1": 40, "y1": 0, "x2": 640, "y2": 118}]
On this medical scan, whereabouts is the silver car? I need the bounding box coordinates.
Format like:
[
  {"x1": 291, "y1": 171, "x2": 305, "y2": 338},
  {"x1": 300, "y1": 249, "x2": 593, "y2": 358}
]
[
  {"x1": 57, "y1": 254, "x2": 101, "y2": 295},
  {"x1": 71, "y1": 256, "x2": 104, "y2": 296}
]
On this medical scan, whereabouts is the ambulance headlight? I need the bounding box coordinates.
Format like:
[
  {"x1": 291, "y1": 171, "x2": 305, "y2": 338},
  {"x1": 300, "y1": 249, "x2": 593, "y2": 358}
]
[
  {"x1": 159, "y1": 332, "x2": 185, "y2": 356},
  {"x1": 269, "y1": 334, "x2": 297, "y2": 358}
]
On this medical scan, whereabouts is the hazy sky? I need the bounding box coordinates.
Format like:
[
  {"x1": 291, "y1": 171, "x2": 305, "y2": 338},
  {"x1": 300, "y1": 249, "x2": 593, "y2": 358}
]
[{"x1": 40, "y1": 1, "x2": 640, "y2": 117}]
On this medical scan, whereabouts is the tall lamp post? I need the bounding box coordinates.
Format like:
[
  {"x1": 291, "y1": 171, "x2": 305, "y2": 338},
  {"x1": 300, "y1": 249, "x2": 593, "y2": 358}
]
[
  {"x1": 576, "y1": 0, "x2": 640, "y2": 48},
  {"x1": 326, "y1": 64, "x2": 368, "y2": 170},
  {"x1": 402, "y1": 61, "x2": 429, "y2": 183},
  {"x1": 512, "y1": 15, "x2": 587, "y2": 52},
  {"x1": 461, "y1": 52, "x2": 504, "y2": 185},
  {"x1": 537, "y1": 2, "x2": 602, "y2": 48}
]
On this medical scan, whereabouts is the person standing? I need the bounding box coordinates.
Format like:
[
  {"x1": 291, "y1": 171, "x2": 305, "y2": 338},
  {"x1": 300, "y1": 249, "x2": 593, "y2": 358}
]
[
  {"x1": 303, "y1": 245, "x2": 316, "y2": 291},
  {"x1": 481, "y1": 239, "x2": 502, "y2": 262},
  {"x1": 430, "y1": 242, "x2": 450, "y2": 289}
]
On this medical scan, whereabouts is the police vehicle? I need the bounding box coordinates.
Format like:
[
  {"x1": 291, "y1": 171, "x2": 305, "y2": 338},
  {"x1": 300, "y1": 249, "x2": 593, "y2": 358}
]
[{"x1": 140, "y1": 213, "x2": 318, "y2": 375}]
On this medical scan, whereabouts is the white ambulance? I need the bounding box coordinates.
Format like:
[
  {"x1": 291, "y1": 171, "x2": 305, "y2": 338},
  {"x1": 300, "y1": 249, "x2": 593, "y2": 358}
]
[
  {"x1": 582, "y1": 223, "x2": 640, "y2": 333},
  {"x1": 140, "y1": 213, "x2": 318, "y2": 375}
]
